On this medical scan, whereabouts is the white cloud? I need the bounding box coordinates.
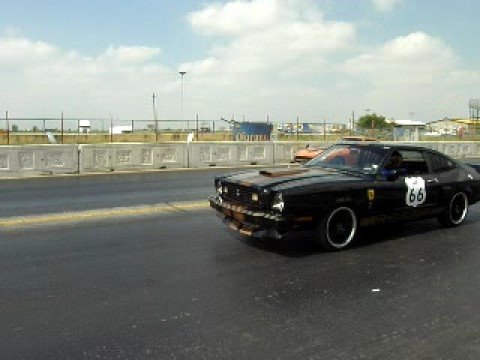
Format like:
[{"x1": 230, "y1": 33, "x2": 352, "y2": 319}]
[
  {"x1": 343, "y1": 32, "x2": 457, "y2": 84},
  {"x1": 181, "y1": 0, "x2": 357, "y2": 119},
  {"x1": 189, "y1": 0, "x2": 283, "y2": 36},
  {"x1": 372, "y1": 0, "x2": 403, "y2": 12},
  {"x1": 104, "y1": 46, "x2": 161, "y2": 63},
  {"x1": 0, "y1": 36, "x2": 58, "y2": 63},
  {"x1": 447, "y1": 70, "x2": 480, "y2": 85},
  {"x1": 0, "y1": 35, "x2": 178, "y2": 119},
  {"x1": 340, "y1": 32, "x2": 477, "y2": 119}
]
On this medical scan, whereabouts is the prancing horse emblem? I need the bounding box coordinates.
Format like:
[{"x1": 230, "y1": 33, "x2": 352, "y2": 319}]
[
  {"x1": 236, "y1": 189, "x2": 240, "y2": 197},
  {"x1": 368, "y1": 189, "x2": 375, "y2": 201}
]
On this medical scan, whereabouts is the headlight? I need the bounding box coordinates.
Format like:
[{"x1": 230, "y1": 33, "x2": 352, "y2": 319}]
[
  {"x1": 271, "y1": 193, "x2": 284, "y2": 212},
  {"x1": 216, "y1": 182, "x2": 223, "y2": 196}
]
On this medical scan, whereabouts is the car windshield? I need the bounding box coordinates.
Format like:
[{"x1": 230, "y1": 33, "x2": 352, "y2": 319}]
[{"x1": 304, "y1": 144, "x2": 389, "y2": 174}]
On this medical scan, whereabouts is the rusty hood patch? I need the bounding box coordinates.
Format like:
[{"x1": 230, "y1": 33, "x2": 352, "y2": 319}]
[{"x1": 258, "y1": 169, "x2": 309, "y2": 177}]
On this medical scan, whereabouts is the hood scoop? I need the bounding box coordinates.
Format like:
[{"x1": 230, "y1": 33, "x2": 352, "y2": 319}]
[{"x1": 259, "y1": 169, "x2": 309, "y2": 177}]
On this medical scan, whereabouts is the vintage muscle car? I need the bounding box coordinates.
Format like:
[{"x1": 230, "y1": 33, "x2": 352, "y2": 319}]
[{"x1": 210, "y1": 143, "x2": 480, "y2": 251}]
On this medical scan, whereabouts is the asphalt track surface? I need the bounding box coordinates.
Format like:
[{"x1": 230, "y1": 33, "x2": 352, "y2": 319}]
[{"x1": 1, "y1": 170, "x2": 480, "y2": 359}]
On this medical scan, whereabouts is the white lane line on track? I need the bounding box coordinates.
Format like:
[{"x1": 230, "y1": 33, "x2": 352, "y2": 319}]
[{"x1": 0, "y1": 200, "x2": 210, "y2": 228}]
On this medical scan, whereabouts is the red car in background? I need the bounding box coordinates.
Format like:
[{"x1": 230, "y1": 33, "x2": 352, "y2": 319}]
[
  {"x1": 293, "y1": 136, "x2": 376, "y2": 163},
  {"x1": 293, "y1": 144, "x2": 326, "y2": 163}
]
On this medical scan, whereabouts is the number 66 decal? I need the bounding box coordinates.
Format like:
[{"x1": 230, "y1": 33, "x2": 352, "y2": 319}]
[{"x1": 405, "y1": 177, "x2": 426, "y2": 207}]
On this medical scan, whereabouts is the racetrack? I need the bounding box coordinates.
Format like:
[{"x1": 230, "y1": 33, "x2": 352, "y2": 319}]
[{"x1": 1, "y1": 170, "x2": 480, "y2": 359}]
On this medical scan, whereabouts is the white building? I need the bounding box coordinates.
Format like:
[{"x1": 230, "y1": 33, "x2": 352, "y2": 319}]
[
  {"x1": 426, "y1": 118, "x2": 469, "y2": 136},
  {"x1": 78, "y1": 120, "x2": 91, "y2": 133},
  {"x1": 386, "y1": 119, "x2": 426, "y2": 141},
  {"x1": 109, "y1": 125, "x2": 133, "y2": 135}
]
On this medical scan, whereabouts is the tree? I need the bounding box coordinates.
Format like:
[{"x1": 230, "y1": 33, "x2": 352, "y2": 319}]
[
  {"x1": 357, "y1": 113, "x2": 389, "y2": 129},
  {"x1": 11, "y1": 124, "x2": 18, "y2": 132}
]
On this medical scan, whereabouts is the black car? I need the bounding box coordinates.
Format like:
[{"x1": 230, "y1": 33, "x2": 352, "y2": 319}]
[{"x1": 209, "y1": 143, "x2": 480, "y2": 251}]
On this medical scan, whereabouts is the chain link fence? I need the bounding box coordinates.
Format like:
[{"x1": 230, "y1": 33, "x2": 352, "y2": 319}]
[{"x1": 1, "y1": 116, "x2": 479, "y2": 145}]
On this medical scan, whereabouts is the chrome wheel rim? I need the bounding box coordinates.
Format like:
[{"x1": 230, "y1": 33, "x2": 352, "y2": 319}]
[
  {"x1": 450, "y1": 192, "x2": 468, "y2": 225},
  {"x1": 326, "y1": 207, "x2": 357, "y2": 249}
]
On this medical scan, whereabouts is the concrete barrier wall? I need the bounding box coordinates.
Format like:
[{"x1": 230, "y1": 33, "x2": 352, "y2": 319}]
[
  {"x1": 0, "y1": 141, "x2": 479, "y2": 177},
  {"x1": 0, "y1": 145, "x2": 79, "y2": 176},
  {"x1": 188, "y1": 142, "x2": 274, "y2": 167},
  {"x1": 385, "y1": 141, "x2": 480, "y2": 159},
  {"x1": 79, "y1": 143, "x2": 187, "y2": 173}
]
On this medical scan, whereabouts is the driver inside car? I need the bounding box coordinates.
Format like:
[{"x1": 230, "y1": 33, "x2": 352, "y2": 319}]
[{"x1": 381, "y1": 151, "x2": 408, "y2": 177}]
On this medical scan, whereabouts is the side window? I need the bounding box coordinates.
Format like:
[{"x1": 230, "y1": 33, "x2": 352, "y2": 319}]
[
  {"x1": 426, "y1": 152, "x2": 457, "y2": 173},
  {"x1": 397, "y1": 150, "x2": 430, "y2": 175}
]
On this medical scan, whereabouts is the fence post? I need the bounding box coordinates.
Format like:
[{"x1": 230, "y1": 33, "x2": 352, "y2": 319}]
[
  {"x1": 6, "y1": 110, "x2": 9, "y2": 145},
  {"x1": 61, "y1": 111, "x2": 64, "y2": 144},
  {"x1": 110, "y1": 117, "x2": 113, "y2": 143},
  {"x1": 323, "y1": 117, "x2": 326, "y2": 141},
  {"x1": 196, "y1": 114, "x2": 199, "y2": 141},
  {"x1": 296, "y1": 115, "x2": 299, "y2": 141}
]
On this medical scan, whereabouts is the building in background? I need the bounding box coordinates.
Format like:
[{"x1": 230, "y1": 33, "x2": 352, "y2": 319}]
[
  {"x1": 232, "y1": 122, "x2": 273, "y2": 141},
  {"x1": 109, "y1": 125, "x2": 133, "y2": 135},
  {"x1": 426, "y1": 118, "x2": 473, "y2": 137},
  {"x1": 387, "y1": 119, "x2": 426, "y2": 141},
  {"x1": 78, "y1": 120, "x2": 91, "y2": 133}
]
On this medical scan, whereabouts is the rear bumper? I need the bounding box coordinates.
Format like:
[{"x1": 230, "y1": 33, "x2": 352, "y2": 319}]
[{"x1": 209, "y1": 196, "x2": 292, "y2": 238}]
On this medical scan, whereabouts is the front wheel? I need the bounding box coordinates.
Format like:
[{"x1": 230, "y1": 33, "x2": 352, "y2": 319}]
[
  {"x1": 438, "y1": 192, "x2": 468, "y2": 227},
  {"x1": 317, "y1": 206, "x2": 358, "y2": 251}
]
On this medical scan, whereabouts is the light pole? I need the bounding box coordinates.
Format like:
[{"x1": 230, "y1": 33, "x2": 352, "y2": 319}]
[
  {"x1": 179, "y1": 71, "x2": 187, "y2": 132},
  {"x1": 153, "y1": 92, "x2": 158, "y2": 141}
]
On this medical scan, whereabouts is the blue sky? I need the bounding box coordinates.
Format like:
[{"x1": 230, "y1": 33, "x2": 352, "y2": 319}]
[
  {"x1": 0, "y1": 0, "x2": 479, "y2": 122},
  {"x1": 0, "y1": 1, "x2": 202, "y2": 64}
]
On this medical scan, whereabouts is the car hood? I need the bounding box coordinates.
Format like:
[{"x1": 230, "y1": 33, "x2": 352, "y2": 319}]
[{"x1": 220, "y1": 167, "x2": 366, "y2": 190}]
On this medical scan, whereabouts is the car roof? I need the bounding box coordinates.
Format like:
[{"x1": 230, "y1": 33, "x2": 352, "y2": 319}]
[
  {"x1": 336, "y1": 142, "x2": 443, "y2": 153},
  {"x1": 340, "y1": 136, "x2": 376, "y2": 141}
]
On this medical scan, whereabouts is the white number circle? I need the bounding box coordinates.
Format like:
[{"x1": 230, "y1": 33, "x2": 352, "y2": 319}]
[{"x1": 405, "y1": 177, "x2": 426, "y2": 207}]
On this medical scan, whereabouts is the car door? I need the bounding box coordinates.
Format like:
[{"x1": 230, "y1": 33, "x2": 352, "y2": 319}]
[
  {"x1": 372, "y1": 148, "x2": 441, "y2": 222},
  {"x1": 424, "y1": 151, "x2": 461, "y2": 209}
]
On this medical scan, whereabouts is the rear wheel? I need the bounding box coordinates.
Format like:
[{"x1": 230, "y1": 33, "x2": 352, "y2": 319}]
[
  {"x1": 438, "y1": 192, "x2": 468, "y2": 227},
  {"x1": 317, "y1": 206, "x2": 357, "y2": 251}
]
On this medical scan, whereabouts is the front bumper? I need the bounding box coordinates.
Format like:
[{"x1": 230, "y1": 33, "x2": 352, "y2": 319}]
[{"x1": 209, "y1": 196, "x2": 291, "y2": 238}]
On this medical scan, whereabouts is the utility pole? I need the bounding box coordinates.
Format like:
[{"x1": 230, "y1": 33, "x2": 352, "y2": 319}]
[
  {"x1": 6, "y1": 110, "x2": 9, "y2": 145},
  {"x1": 196, "y1": 113, "x2": 199, "y2": 141},
  {"x1": 110, "y1": 114, "x2": 113, "y2": 143},
  {"x1": 352, "y1": 110, "x2": 355, "y2": 135},
  {"x1": 179, "y1": 71, "x2": 187, "y2": 132},
  {"x1": 323, "y1": 117, "x2": 327, "y2": 142},
  {"x1": 296, "y1": 115, "x2": 299, "y2": 142},
  {"x1": 61, "y1": 111, "x2": 64, "y2": 144},
  {"x1": 153, "y1": 92, "x2": 158, "y2": 142}
]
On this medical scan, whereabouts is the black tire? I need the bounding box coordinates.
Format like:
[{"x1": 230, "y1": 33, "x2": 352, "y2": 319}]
[
  {"x1": 317, "y1": 206, "x2": 358, "y2": 251},
  {"x1": 438, "y1": 192, "x2": 468, "y2": 227}
]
